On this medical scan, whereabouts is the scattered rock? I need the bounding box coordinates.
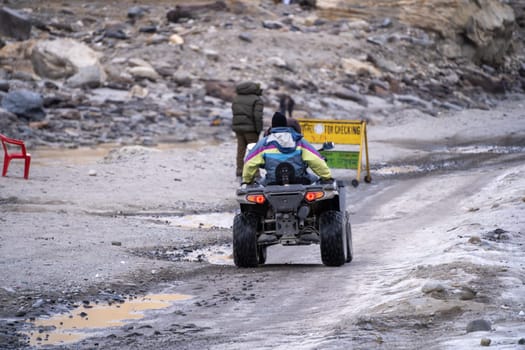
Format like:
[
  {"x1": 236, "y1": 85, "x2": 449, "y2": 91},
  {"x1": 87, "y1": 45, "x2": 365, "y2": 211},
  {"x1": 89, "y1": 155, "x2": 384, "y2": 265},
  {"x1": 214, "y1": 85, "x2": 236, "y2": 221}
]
[
  {"x1": 15, "y1": 310, "x2": 26, "y2": 317},
  {"x1": 341, "y1": 57, "x2": 381, "y2": 77},
  {"x1": 238, "y1": 33, "x2": 253, "y2": 42},
  {"x1": 128, "y1": 6, "x2": 149, "y2": 20},
  {"x1": 169, "y1": 34, "x2": 184, "y2": 45},
  {"x1": 480, "y1": 338, "x2": 491, "y2": 346},
  {"x1": 468, "y1": 236, "x2": 482, "y2": 245},
  {"x1": 167, "y1": 7, "x2": 195, "y2": 23},
  {"x1": 88, "y1": 169, "x2": 97, "y2": 176},
  {"x1": 484, "y1": 228, "x2": 510, "y2": 241},
  {"x1": 105, "y1": 23, "x2": 129, "y2": 40},
  {"x1": 262, "y1": 20, "x2": 284, "y2": 30},
  {"x1": 31, "y1": 299, "x2": 44, "y2": 308},
  {"x1": 128, "y1": 66, "x2": 160, "y2": 81},
  {"x1": 1, "y1": 89, "x2": 45, "y2": 121},
  {"x1": 421, "y1": 280, "x2": 450, "y2": 299},
  {"x1": 333, "y1": 87, "x2": 368, "y2": 107},
  {"x1": 204, "y1": 80, "x2": 236, "y2": 102},
  {"x1": 0, "y1": 7, "x2": 32, "y2": 40},
  {"x1": 139, "y1": 25, "x2": 157, "y2": 33},
  {"x1": 0, "y1": 80, "x2": 9, "y2": 92},
  {"x1": 458, "y1": 286, "x2": 477, "y2": 300},
  {"x1": 31, "y1": 39, "x2": 106, "y2": 86},
  {"x1": 466, "y1": 319, "x2": 492, "y2": 333},
  {"x1": 166, "y1": 1, "x2": 227, "y2": 23},
  {"x1": 0, "y1": 108, "x2": 18, "y2": 131}
]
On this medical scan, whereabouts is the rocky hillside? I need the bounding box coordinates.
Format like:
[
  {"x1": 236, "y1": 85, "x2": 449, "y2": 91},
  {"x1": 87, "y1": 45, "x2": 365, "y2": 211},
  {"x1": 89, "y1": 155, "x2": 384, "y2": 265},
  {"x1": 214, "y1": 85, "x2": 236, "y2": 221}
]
[{"x1": 0, "y1": 0, "x2": 523, "y2": 148}]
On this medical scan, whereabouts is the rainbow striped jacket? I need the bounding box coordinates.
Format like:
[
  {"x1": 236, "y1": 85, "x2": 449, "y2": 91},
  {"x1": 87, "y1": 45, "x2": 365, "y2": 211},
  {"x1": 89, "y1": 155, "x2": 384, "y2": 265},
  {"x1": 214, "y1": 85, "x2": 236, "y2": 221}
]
[{"x1": 242, "y1": 127, "x2": 332, "y2": 184}]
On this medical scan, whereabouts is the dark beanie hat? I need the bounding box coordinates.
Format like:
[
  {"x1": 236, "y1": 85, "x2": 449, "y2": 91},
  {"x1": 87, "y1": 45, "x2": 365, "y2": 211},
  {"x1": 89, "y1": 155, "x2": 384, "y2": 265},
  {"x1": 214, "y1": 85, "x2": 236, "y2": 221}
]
[{"x1": 272, "y1": 112, "x2": 287, "y2": 128}]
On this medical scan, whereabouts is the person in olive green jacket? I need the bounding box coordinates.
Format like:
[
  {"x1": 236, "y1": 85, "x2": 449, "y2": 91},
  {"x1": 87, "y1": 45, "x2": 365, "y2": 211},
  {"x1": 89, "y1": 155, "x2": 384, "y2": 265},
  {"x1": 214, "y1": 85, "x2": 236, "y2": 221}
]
[{"x1": 231, "y1": 81, "x2": 264, "y2": 178}]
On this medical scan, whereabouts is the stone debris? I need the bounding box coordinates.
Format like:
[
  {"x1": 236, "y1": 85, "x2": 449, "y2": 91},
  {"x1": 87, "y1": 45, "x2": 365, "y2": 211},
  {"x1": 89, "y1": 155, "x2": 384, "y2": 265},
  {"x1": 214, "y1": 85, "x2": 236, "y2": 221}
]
[{"x1": 0, "y1": 0, "x2": 521, "y2": 151}]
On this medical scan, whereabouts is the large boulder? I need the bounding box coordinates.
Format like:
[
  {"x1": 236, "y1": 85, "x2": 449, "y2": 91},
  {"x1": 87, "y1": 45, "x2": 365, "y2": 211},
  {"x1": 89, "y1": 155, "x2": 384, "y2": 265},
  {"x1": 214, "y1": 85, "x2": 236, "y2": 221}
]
[
  {"x1": 31, "y1": 39, "x2": 106, "y2": 87},
  {"x1": 464, "y1": 1, "x2": 516, "y2": 65},
  {"x1": 317, "y1": 0, "x2": 516, "y2": 66},
  {"x1": 1, "y1": 89, "x2": 45, "y2": 121}
]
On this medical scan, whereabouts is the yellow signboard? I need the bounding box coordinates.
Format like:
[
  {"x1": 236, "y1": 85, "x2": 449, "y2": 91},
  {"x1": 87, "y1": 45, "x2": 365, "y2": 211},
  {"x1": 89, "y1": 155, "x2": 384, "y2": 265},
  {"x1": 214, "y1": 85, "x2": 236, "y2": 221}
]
[
  {"x1": 297, "y1": 119, "x2": 362, "y2": 145},
  {"x1": 297, "y1": 119, "x2": 371, "y2": 187}
]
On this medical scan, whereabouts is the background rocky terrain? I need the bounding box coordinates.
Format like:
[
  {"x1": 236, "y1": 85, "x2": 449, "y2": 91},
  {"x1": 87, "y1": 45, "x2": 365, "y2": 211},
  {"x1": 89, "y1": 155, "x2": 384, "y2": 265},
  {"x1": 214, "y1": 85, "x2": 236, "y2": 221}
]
[{"x1": 0, "y1": 0, "x2": 524, "y2": 149}]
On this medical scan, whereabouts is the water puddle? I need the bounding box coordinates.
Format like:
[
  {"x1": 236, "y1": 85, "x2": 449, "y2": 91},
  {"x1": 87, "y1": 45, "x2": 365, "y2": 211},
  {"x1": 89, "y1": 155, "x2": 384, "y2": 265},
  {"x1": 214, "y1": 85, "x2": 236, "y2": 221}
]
[
  {"x1": 164, "y1": 212, "x2": 235, "y2": 229},
  {"x1": 444, "y1": 145, "x2": 525, "y2": 154},
  {"x1": 374, "y1": 165, "x2": 422, "y2": 176},
  {"x1": 141, "y1": 212, "x2": 235, "y2": 229},
  {"x1": 207, "y1": 251, "x2": 235, "y2": 265},
  {"x1": 31, "y1": 141, "x2": 221, "y2": 165},
  {"x1": 376, "y1": 145, "x2": 525, "y2": 176},
  {"x1": 25, "y1": 293, "x2": 192, "y2": 347}
]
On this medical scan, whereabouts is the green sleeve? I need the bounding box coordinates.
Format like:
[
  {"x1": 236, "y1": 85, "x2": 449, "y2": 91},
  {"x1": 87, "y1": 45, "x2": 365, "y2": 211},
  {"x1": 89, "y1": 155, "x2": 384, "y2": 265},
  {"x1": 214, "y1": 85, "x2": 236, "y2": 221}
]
[
  {"x1": 242, "y1": 151, "x2": 264, "y2": 183},
  {"x1": 302, "y1": 149, "x2": 332, "y2": 180}
]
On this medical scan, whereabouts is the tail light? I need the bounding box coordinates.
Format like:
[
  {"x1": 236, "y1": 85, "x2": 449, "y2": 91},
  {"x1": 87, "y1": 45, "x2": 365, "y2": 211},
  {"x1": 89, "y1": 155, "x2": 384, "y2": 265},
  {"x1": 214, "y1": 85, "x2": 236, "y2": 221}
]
[
  {"x1": 305, "y1": 191, "x2": 324, "y2": 202},
  {"x1": 246, "y1": 194, "x2": 266, "y2": 204}
]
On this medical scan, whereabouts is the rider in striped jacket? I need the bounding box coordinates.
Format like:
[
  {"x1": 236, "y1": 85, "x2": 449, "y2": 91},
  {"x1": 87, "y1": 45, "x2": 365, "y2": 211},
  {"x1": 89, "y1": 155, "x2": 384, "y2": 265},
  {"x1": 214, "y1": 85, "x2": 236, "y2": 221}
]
[{"x1": 242, "y1": 112, "x2": 332, "y2": 185}]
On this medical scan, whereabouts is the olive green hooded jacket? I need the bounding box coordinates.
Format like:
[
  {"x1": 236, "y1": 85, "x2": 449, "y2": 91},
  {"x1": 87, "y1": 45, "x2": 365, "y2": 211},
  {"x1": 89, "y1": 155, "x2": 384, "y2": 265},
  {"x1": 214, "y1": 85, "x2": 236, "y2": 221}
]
[{"x1": 231, "y1": 82, "x2": 263, "y2": 134}]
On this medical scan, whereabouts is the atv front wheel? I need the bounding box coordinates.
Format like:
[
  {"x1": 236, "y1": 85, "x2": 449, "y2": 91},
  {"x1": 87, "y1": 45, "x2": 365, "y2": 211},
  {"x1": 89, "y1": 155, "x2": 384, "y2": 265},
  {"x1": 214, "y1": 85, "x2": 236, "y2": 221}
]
[
  {"x1": 319, "y1": 210, "x2": 346, "y2": 267},
  {"x1": 233, "y1": 213, "x2": 259, "y2": 267}
]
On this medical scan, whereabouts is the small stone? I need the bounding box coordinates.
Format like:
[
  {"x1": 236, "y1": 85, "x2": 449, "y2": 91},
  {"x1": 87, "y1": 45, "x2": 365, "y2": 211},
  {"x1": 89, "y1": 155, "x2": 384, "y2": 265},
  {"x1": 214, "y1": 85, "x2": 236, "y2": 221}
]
[
  {"x1": 169, "y1": 34, "x2": 184, "y2": 45},
  {"x1": 239, "y1": 33, "x2": 253, "y2": 42},
  {"x1": 422, "y1": 281, "x2": 446, "y2": 294},
  {"x1": 518, "y1": 338, "x2": 525, "y2": 345},
  {"x1": 111, "y1": 241, "x2": 122, "y2": 246},
  {"x1": 15, "y1": 310, "x2": 26, "y2": 317},
  {"x1": 480, "y1": 338, "x2": 491, "y2": 346},
  {"x1": 459, "y1": 286, "x2": 477, "y2": 300},
  {"x1": 468, "y1": 236, "x2": 482, "y2": 245},
  {"x1": 466, "y1": 319, "x2": 491, "y2": 333},
  {"x1": 88, "y1": 169, "x2": 97, "y2": 176},
  {"x1": 32, "y1": 299, "x2": 44, "y2": 308}
]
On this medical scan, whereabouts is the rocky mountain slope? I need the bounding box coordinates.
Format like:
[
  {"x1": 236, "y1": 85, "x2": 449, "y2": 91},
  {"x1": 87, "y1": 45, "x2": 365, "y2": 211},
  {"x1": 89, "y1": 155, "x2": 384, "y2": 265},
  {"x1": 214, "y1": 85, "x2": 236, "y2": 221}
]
[{"x1": 0, "y1": 0, "x2": 524, "y2": 148}]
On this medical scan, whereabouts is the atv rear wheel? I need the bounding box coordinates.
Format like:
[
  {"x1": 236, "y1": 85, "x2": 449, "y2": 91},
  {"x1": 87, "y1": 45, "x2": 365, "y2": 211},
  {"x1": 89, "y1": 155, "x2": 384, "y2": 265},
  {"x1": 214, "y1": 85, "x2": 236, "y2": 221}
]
[
  {"x1": 319, "y1": 210, "x2": 346, "y2": 266},
  {"x1": 345, "y1": 211, "x2": 353, "y2": 263},
  {"x1": 233, "y1": 213, "x2": 259, "y2": 267}
]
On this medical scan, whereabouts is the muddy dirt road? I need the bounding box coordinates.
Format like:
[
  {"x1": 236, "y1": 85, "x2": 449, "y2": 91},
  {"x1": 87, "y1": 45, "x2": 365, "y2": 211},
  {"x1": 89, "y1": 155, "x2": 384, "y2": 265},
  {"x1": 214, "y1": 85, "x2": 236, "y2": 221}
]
[
  {"x1": 1, "y1": 96, "x2": 524, "y2": 349},
  {"x1": 72, "y1": 163, "x2": 525, "y2": 350}
]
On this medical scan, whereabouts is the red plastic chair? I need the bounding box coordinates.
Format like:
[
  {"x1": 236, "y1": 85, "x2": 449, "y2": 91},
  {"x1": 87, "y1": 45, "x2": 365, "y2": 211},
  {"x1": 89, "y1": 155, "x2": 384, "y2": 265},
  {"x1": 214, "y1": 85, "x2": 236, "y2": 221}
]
[{"x1": 1, "y1": 133, "x2": 31, "y2": 179}]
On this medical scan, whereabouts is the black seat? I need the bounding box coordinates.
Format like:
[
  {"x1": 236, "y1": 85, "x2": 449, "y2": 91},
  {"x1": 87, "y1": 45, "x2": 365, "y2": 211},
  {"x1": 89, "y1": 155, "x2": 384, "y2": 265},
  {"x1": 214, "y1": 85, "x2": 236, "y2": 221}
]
[{"x1": 275, "y1": 162, "x2": 295, "y2": 185}]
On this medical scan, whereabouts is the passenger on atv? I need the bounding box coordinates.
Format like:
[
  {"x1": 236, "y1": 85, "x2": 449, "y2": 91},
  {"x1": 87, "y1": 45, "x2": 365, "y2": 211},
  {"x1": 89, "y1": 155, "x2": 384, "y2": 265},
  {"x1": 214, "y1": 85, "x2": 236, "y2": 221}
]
[{"x1": 242, "y1": 112, "x2": 333, "y2": 187}]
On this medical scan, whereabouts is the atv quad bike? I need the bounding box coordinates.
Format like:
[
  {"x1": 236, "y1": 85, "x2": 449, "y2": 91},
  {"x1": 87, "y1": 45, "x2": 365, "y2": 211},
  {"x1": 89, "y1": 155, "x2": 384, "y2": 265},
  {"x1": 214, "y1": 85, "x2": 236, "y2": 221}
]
[{"x1": 233, "y1": 162, "x2": 353, "y2": 267}]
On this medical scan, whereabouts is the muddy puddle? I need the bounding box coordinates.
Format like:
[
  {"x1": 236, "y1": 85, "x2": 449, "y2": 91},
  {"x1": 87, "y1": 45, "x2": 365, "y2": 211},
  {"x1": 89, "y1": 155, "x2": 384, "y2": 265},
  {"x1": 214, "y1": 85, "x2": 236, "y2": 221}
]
[
  {"x1": 25, "y1": 293, "x2": 192, "y2": 347},
  {"x1": 139, "y1": 212, "x2": 235, "y2": 229},
  {"x1": 31, "y1": 141, "x2": 216, "y2": 165}
]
